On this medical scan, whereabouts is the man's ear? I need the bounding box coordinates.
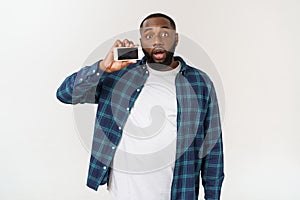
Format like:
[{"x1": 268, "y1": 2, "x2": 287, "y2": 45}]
[{"x1": 175, "y1": 33, "x2": 179, "y2": 46}]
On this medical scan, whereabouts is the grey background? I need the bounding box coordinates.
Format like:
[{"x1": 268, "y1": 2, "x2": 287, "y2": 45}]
[{"x1": 0, "y1": 0, "x2": 299, "y2": 199}]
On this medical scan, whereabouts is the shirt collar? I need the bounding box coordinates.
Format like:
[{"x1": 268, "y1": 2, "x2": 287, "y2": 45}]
[{"x1": 139, "y1": 56, "x2": 187, "y2": 75}]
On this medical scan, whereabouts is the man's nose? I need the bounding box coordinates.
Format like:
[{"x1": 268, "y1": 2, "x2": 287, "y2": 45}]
[{"x1": 153, "y1": 35, "x2": 164, "y2": 47}]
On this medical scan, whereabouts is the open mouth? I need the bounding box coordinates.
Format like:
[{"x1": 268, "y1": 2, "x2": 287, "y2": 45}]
[{"x1": 152, "y1": 48, "x2": 166, "y2": 60}]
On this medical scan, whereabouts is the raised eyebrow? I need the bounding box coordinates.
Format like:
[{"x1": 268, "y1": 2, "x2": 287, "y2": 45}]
[
  {"x1": 161, "y1": 26, "x2": 171, "y2": 29},
  {"x1": 143, "y1": 28, "x2": 153, "y2": 33}
]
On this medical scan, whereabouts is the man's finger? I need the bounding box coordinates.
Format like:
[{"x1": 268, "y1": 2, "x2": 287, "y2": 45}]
[
  {"x1": 123, "y1": 39, "x2": 130, "y2": 47},
  {"x1": 115, "y1": 40, "x2": 123, "y2": 47},
  {"x1": 129, "y1": 41, "x2": 135, "y2": 47},
  {"x1": 128, "y1": 60, "x2": 137, "y2": 64}
]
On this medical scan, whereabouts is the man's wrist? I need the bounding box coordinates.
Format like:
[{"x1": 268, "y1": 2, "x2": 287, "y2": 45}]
[{"x1": 98, "y1": 60, "x2": 106, "y2": 71}]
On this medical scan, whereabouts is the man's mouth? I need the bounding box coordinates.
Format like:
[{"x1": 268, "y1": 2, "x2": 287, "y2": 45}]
[{"x1": 152, "y1": 48, "x2": 166, "y2": 60}]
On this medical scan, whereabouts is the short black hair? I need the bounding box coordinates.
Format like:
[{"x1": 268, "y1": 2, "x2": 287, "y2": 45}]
[{"x1": 139, "y1": 13, "x2": 176, "y2": 30}]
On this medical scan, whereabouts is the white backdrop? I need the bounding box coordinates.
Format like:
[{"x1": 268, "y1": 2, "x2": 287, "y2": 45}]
[{"x1": 0, "y1": 0, "x2": 299, "y2": 199}]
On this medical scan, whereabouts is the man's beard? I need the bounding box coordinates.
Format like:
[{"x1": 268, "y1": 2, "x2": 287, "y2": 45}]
[{"x1": 142, "y1": 45, "x2": 176, "y2": 70}]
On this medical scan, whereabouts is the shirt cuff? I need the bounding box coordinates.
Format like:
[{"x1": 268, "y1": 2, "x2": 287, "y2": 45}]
[{"x1": 74, "y1": 60, "x2": 104, "y2": 87}]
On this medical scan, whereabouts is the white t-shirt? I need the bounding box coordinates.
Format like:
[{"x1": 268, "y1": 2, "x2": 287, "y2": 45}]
[{"x1": 108, "y1": 62, "x2": 181, "y2": 200}]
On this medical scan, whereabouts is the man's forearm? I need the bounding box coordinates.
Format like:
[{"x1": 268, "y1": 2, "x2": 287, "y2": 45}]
[
  {"x1": 56, "y1": 60, "x2": 104, "y2": 104},
  {"x1": 201, "y1": 81, "x2": 225, "y2": 200},
  {"x1": 201, "y1": 137, "x2": 224, "y2": 200}
]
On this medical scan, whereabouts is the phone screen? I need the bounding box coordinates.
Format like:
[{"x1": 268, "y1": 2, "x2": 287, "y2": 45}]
[{"x1": 117, "y1": 47, "x2": 138, "y2": 60}]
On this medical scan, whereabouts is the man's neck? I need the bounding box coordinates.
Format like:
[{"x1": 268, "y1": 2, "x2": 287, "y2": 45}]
[{"x1": 147, "y1": 59, "x2": 179, "y2": 71}]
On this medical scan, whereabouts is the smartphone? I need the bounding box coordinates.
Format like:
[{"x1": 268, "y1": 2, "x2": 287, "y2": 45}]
[{"x1": 113, "y1": 47, "x2": 143, "y2": 61}]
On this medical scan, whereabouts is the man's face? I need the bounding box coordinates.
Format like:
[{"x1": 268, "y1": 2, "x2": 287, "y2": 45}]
[{"x1": 140, "y1": 17, "x2": 178, "y2": 67}]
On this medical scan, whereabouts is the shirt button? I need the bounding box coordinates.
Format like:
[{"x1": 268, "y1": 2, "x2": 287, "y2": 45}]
[
  {"x1": 112, "y1": 146, "x2": 115, "y2": 150},
  {"x1": 145, "y1": 71, "x2": 149, "y2": 74},
  {"x1": 103, "y1": 166, "x2": 107, "y2": 170},
  {"x1": 136, "y1": 88, "x2": 140, "y2": 92},
  {"x1": 92, "y1": 69, "x2": 96, "y2": 73},
  {"x1": 126, "y1": 107, "x2": 130, "y2": 111},
  {"x1": 79, "y1": 78, "x2": 83, "y2": 82},
  {"x1": 118, "y1": 126, "x2": 122, "y2": 130},
  {"x1": 96, "y1": 72, "x2": 100, "y2": 76}
]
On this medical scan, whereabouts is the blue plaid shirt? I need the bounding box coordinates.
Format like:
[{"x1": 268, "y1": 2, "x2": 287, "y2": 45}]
[{"x1": 56, "y1": 56, "x2": 224, "y2": 200}]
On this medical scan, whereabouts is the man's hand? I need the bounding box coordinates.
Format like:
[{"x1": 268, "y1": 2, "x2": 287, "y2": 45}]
[{"x1": 99, "y1": 39, "x2": 139, "y2": 73}]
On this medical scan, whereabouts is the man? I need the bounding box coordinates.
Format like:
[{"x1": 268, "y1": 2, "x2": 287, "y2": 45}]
[{"x1": 56, "y1": 13, "x2": 224, "y2": 200}]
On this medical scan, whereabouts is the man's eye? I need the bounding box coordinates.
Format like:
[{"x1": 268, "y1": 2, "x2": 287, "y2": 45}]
[
  {"x1": 161, "y1": 32, "x2": 169, "y2": 37},
  {"x1": 145, "y1": 34, "x2": 153, "y2": 39}
]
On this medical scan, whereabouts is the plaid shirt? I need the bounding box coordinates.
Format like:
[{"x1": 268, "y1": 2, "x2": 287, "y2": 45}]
[{"x1": 56, "y1": 56, "x2": 224, "y2": 200}]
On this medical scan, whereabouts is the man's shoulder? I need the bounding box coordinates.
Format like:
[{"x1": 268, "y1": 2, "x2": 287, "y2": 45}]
[{"x1": 182, "y1": 62, "x2": 214, "y2": 88}]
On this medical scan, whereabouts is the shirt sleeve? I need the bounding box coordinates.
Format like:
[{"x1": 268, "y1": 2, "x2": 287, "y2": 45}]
[
  {"x1": 200, "y1": 82, "x2": 225, "y2": 200},
  {"x1": 56, "y1": 60, "x2": 104, "y2": 104}
]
